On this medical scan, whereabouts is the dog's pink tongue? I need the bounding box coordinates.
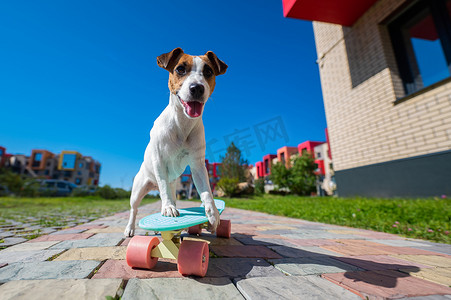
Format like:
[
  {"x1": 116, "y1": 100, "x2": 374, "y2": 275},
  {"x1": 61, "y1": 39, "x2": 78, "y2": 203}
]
[{"x1": 186, "y1": 101, "x2": 203, "y2": 118}]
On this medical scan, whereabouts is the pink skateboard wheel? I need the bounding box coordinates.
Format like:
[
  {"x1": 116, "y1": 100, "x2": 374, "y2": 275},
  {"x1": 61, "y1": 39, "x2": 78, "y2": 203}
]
[
  {"x1": 177, "y1": 240, "x2": 209, "y2": 277},
  {"x1": 188, "y1": 224, "x2": 202, "y2": 235},
  {"x1": 126, "y1": 236, "x2": 160, "y2": 269},
  {"x1": 216, "y1": 219, "x2": 231, "y2": 238}
]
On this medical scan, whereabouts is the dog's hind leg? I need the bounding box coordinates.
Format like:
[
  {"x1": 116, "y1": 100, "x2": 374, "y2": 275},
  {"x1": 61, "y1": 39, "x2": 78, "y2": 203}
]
[{"x1": 124, "y1": 170, "x2": 155, "y2": 237}]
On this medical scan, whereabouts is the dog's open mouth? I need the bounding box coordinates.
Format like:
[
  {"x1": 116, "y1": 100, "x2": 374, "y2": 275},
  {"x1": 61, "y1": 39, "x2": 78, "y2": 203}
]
[{"x1": 179, "y1": 98, "x2": 204, "y2": 118}]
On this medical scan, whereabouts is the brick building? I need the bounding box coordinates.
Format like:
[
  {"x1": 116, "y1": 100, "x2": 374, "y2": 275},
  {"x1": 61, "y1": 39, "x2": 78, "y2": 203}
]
[{"x1": 283, "y1": 0, "x2": 451, "y2": 197}]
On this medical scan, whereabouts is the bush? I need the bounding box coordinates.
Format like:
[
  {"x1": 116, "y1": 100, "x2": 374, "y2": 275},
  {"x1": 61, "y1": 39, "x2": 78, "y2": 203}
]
[
  {"x1": 270, "y1": 154, "x2": 316, "y2": 196},
  {"x1": 217, "y1": 177, "x2": 240, "y2": 197},
  {"x1": 93, "y1": 185, "x2": 131, "y2": 199},
  {"x1": 94, "y1": 185, "x2": 117, "y2": 199},
  {"x1": 254, "y1": 178, "x2": 265, "y2": 195}
]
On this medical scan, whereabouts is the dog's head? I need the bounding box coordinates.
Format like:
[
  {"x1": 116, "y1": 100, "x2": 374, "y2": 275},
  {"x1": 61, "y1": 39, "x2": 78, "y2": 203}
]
[{"x1": 157, "y1": 48, "x2": 227, "y2": 119}]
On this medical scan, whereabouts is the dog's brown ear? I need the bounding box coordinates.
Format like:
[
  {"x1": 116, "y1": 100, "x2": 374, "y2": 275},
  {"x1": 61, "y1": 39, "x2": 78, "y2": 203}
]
[
  {"x1": 205, "y1": 51, "x2": 228, "y2": 76},
  {"x1": 157, "y1": 48, "x2": 184, "y2": 72}
]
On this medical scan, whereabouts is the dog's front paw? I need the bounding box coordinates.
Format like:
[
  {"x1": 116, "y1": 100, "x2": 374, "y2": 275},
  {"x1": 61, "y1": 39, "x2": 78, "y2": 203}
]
[
  {"x1": 124, "y1": 224, "x2": 135, "y2": 237},
  {"x1": 161, "y1": 205, "x2": 180, "y2": 217},
  {"x1": 205, "y1": 204, "x2": 220, "y2": 233}
]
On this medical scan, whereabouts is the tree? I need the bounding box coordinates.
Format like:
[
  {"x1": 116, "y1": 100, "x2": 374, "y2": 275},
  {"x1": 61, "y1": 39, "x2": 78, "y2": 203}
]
[
  {"x1": 219, "y1": 142, "x2": 248, "y2": 182},
  {"x1": 217, "y1": 142, "x2": 249, "y2": 196},
  {"x1": 270, "y1": 154, "x2": 316, "y2": 195}
]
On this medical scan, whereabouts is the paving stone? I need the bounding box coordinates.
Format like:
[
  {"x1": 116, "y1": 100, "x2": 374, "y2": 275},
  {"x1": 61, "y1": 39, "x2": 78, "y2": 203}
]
[
  {"x1": 394, "y1": 255, "x2": 451, "y2": 268},
  {"x1": 22, "y1": 225, "x2": 43, "y2": 231},
  {"x1": 283, "y1": 232, "x2": 364, "y2": 240},
  {"x1": 211, "y1": 245, "x2": 282, "y2": 259},
  {"x1": 72, "y1": 224, "x2": 108, "y2": 230},
  {"x1": 183, "y1": 235, "x2": 243, "y2": 246},
  {"x1": 0, "y1": 278, "x2": 122, "y2": 300},
  {"x1": 371, "y1": 245, "x2": 448, "y2": 256},
  {"x1": 50, "y1": 237, "x2": 124, "y2": 249},
  {"x1": 89, "y1": 232, "x2": 125, "y2": 240},
  {"x1": 400, "y1": 267, "x2": 451, "y2": 286},
  {"x1": 269, "y1": 257, "x2": 362, "y2": 276},
  {"x1": 55, "y1": 246, "x2": 127, "y2": 261},
  {"x1": 206, "y1": 258, "x2": 284, "y2": 278},
  {"x1": 92, "y1": 259, "x2": 182, "y2": 279},
  {"x1": 236, "y1": 275, "x2": 361, "y2": 300},
  {"x1": 334, "y1": 239, "x2": 449, "y2": 256},
  {"x1": 0, "y1": 260, "x2": 101, "y2": 283},
  {"x1": 398, "y1": 295, "x2": 451, "y2": 300},
  {"x1": 121, "y1": 237, "x2": 131, "y2": 246},
  {"x1": 38, "y1": 228, "x2": 57, "y2": 235},
  {"x1": 321, "y1": 243, "x2": 391, "y2": 256},
  {"x1": 351, "y1": 231, "x2": 404, "y2": 240},
  {"x1": 408, "y1": 242, "x2": 451, "y2": 256},
  {"x1": 29, "y1": 233, "x2": 94, "y2": 243},
  {"x1": 334, "y1": 255, "x2": 431, "y2": 271},
  {"x1": 0, "y1": 241, "x2": 60, "y2": 252},
  {"x1": 50, "y1": 229, "x2": 87, "y2": 235},
  {"x1": 0, "y1": 249, "x2": 64, "y2": 264},
  {"x1": 84, "y1": 226, "x2": 124, "y2": 234},
  {"x1": 322, "y1": 270, "x2": 451, "y2": 299},
  {"x1": 0, "y1": 232, "x2": 14, "y2": 238},
  {"x1": 0, "y1": 237, "x2": 27, "y2": 247},
  {"x1": 233, "y1": 236, "x2": 296, "y2": 247},
  {"x1": 269, "y1": 245, "x2": 342, "y2": 258},
  {"x1": 328, "y1": 229, "x2": 364, "y2": 235},
  {"x1": 255, "y1": 225, "x2": 297, "y2": 231},
  {"x1": 367, "y1": 239, "x2": 435, "y2": 248},
  {"x1": 288, "y1": 239, "x2": 342, "y2": 247},
  {"x1": 122, "y1": 278, "x2": 244, "y2": 300}
]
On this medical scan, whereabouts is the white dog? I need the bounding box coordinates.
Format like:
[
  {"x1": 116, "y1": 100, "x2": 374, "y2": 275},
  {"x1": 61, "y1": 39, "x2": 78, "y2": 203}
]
[{"x1": 124, "y1": 48, "x2": 228, "y2": 237}]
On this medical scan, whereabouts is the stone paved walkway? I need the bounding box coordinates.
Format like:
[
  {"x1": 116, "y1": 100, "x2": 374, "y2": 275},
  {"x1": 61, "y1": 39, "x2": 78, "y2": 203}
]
[{"x1": 0, "y1": 201, "x2": 450, "y2": 299}]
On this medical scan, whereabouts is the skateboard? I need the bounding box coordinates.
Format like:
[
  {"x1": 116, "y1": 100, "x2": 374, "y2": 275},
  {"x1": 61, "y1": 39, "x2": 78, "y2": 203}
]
[{"x1": 126, "y1": 199, "x2": 231, "y2": 277}]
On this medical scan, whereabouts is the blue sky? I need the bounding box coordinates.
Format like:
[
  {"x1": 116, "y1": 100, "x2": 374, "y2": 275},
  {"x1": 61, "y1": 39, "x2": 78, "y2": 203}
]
[{"x1": 0, "y1": 1, "x2": 326, "y2": 189}]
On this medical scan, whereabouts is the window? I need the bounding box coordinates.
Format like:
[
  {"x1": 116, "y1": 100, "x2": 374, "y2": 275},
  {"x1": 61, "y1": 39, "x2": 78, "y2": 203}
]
[
  {"x1": 316, "y1": 152, "x2": 322, "y2": 159},
  {"x1": 32, "y1": 153, "x2": 42, "y2": 167},
  {"x1": 75, "y1": 178, "x2": 82, "y2": 185},
  {"x1": 388, "y1": 0, "x2": 451, "y2": 96},
  {"x1": 281, "y1": 152, "x2": 285, "y2": 164},
  {"x1": 61, "y1": 154, "x2": 77, "y2": 169},
  {"x1": 79, "y1": 162, "x2": 83, "y2": 168}
]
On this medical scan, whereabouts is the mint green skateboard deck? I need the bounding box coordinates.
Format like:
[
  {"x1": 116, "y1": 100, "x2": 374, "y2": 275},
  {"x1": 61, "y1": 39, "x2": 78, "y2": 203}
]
[{"x1": 139, "y1": 199, "x2": 225, "y2": 232}]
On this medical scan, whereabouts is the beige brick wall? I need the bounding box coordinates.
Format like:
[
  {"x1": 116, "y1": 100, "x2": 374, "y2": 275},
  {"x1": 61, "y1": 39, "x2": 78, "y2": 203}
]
[{"x1": 313, "y1": 0, "x2": 451, "y2": 171}]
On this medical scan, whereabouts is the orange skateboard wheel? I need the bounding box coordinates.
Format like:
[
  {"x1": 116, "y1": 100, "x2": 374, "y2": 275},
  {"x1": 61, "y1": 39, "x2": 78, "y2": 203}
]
[
  {"x1": 177, "y1": 240, "x2": 209, "y2": 277},
  {"x1": 126, "y1": 236, "x2": 160, "y2": 269},
  {"x1": 188, "y1": 224, "x2": 202, "y2": 235},
  {"x1": 216, "y1": 219, "x2": 231, "y2": 238}
]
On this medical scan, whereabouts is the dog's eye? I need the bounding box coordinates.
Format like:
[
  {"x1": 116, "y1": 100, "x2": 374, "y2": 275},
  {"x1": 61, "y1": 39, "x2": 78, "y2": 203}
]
[
  {"x1": 175, "y1": 65, "x2": 186, "y2": 75},
  {"x1": 204, "y1": 66, "x2": 213, "y2": 78}
]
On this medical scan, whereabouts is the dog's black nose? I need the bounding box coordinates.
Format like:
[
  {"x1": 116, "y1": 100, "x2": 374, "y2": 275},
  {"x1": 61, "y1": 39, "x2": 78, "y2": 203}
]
[{"x1": 189, "y1": 83, "x2": 205, "y2": 99}]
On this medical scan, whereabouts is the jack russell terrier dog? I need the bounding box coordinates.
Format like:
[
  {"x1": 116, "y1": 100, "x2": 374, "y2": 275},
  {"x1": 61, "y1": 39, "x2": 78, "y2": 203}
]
[{"x1": 124, "y1": 48, "x2": 228, "y2": 237}]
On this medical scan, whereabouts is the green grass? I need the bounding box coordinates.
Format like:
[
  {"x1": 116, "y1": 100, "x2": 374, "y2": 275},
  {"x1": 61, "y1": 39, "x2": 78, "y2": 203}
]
[
  {"x1": 223, "y1": 195, "x2": 451, "y2": 244},
  {"x1": 0, "y1": 197, "x2": 157, "y2": 239}
]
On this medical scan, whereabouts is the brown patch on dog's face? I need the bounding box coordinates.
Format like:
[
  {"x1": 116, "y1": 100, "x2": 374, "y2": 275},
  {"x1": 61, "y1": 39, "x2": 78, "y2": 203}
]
[
  {"x1": 168, "y1": 54, "x2": 193, "y2": 94},
  {"x1": 200, "y1": 56, "x2": 217, "y2": 96}
]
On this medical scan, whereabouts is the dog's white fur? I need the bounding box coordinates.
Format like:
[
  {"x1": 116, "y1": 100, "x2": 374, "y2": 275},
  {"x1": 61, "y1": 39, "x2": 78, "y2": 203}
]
[{"x1": 124, "y1": 49, "x2": 227, "y2": 237}]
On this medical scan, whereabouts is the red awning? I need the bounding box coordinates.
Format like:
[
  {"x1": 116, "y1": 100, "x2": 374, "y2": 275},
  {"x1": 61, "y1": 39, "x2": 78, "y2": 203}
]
[{"x1": 282, "y1": 0, "x2": 379, "y2": 26}]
